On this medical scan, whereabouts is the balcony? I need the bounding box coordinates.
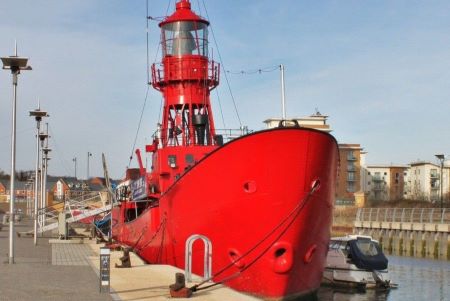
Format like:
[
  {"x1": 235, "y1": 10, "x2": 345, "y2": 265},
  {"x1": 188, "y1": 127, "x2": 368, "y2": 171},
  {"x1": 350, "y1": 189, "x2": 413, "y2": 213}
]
[
  {"x1": 373, "y1": 185, "x2": 384, "y2": 191},
  {"x1": 372, "y1": 177, "x2": 384, "y2": 182},
  {"x1": 347, "y1": 155, "x2": 357, "y2": 161},
  {"x1": 430, "y1": 179, "x2": 440, "y2": 190}
]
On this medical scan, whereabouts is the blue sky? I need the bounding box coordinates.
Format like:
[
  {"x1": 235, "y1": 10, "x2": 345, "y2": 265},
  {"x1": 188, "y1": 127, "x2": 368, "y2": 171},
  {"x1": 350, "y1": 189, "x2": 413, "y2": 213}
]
[{"x1": 0, "y1": 0, "x2": 449, "y2": 179}]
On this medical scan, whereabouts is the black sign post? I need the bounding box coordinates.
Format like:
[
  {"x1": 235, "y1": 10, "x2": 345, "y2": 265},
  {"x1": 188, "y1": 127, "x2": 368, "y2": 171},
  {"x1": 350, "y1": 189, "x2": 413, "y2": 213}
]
[{"x1": 99, "y1": 247, "x2": 111, "y2": 293}]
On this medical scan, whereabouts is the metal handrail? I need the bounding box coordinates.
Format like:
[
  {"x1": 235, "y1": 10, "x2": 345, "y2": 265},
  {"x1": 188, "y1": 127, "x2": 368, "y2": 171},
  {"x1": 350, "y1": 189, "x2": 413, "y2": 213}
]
[
  {"x1": 356, "y1": 208, "x2": 449, "y2": 224},
  {"x1": 185, "y1": 234, "x2": 212, "y2": 282}
]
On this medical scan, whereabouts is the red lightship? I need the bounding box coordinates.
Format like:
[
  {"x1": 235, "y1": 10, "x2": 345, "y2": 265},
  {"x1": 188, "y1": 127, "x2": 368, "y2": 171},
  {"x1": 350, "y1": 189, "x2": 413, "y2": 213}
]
[{"x1": 111, "y1": 1, "x2": 339, "y2": 299}]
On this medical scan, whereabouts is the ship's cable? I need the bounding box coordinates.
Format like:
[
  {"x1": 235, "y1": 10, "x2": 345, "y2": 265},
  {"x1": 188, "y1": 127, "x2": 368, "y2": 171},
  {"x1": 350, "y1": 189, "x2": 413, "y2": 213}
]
[
  {"x1": 127, "y1": 85, "x2": 150, "y2": 167},
  {"x1": 195, "y1": 0, "x2": 203, "y2": 17},
  {"x1": 156, "y1": 218, "x2": 167, "y2": 262},
  {"x1": 214, "y1": 88, "x2": 226, "y2": 129},
  {"x1": 226, "y1": 65, "x2": 279, "y2": 75},
  {"x1": 127, "y1": 0, "x2": 172, "y2": 168},
  {"x1": 129, "y1": 224, "x2": 149, "y2": 251},
  {"x1": 146, "y1": 0, "x2": 150, "y2": 84},
  {"x1": 201, "y1": 0, "x2": 242, "y2": 128},
  {"x1": 190, "y1": 181, "x2": 320, "y2": 292},
  {"x1": 135, "y1": 217, "x2": 167, "y2": 252},
  {"x1": 47, "y1": 124, "x2": 73, "y2": 176}
]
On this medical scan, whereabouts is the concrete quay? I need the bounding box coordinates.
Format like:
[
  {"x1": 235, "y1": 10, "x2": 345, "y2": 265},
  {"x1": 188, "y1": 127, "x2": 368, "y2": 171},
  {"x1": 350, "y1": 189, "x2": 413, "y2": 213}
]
[
  {"x1": 0, "y1": 218, "x2": 260, "y2": 301},
  {"x1": 85, "y1": 242, "x2": 260, "y2": 301}
]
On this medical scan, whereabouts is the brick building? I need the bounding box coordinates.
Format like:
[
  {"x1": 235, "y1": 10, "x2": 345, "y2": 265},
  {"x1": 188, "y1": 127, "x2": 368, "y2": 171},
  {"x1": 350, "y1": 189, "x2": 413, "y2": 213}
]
[
  {"x1": 0, "y1": 180, "x2": 35, "y2": 203},
  {"x1": 335, "y1": 144, "x2": 364, "y2": 204}
]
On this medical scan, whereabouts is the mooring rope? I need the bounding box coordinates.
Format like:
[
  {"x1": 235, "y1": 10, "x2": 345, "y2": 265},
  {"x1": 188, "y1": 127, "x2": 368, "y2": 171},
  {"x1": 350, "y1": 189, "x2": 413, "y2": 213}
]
[{"x1": 190, "y1": 181, "x2": 320, "y2": 292}]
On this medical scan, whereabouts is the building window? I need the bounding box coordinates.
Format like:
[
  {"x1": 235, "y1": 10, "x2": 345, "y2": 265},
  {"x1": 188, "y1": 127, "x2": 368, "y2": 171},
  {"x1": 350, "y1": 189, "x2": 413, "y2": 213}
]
[
  {"x1": 347, "y1": 182, "x2": 355, "y2": 192},
  {"x1": 368, "y1": 181, "x2": 371, "y2": 185},
  {"x1": 347, "y1": 151, "x2": 356, "y2": 161},
  {"x1": 384, "y1": 172, "x2": 387, "y2": 175},
  {"x1": 347, "y1": 162, "x2": 355, "y2": 171},
  {"x1": 368, "y1": 172, "x2": 371, "y2": 175},
  {"x1": 430, "y1": 169, "x2": 438, "y2": 178},
  {"x1": 347, "y1": 172, "x2": 355, "y2": 181}
]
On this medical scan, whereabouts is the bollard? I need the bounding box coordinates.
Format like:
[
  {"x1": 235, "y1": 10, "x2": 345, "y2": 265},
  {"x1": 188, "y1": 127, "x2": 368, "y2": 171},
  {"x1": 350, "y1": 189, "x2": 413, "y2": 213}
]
[
  {"x1": 169, "y1": 273, "x2": 192, "y2": 298},
  {"x1": 115, "y1": 248, "x2": 131, "y2": 268}
]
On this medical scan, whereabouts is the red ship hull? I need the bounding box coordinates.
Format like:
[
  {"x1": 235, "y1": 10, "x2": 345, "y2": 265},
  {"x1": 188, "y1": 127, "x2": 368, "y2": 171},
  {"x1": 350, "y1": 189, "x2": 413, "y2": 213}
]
[{"x1": 112, "y1": 127, "x2": 338, "y2": 299}]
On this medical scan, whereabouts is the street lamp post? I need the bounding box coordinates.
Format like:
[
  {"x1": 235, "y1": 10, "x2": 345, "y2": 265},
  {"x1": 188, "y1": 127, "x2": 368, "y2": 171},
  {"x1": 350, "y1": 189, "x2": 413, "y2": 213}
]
[
  {"x1": 27, "y1": 179, "x2": 34, "y2": 217},
  {"x1": 25, "y1": 181, "x2": 32, "y2": 216},
  {"x1": 1, "y1": 44, "x2": 32, "y2": 264},
  {"x1": 41, "y1": 124, "x2": 51, "y2": 230},
  {"x1": 38, "y1": 132, "x2": 48, "y2": 235},
  {"x1": 435, "y1": 154, "x2": 445, "y2": 211},
  {"x1": 87, "y1": 152, "x2": 92, "y2": 180},
  {"x1": 73, "y1": 157, "x2": 77, "y2": 179},
  {"x1": 29, "y1": 104, "x2": 48, "y2": 245}
]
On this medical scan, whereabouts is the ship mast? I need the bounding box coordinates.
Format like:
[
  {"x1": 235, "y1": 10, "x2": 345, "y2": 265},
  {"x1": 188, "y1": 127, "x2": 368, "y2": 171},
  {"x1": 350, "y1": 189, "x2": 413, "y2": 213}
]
[{"x1": 151, "y1": 0, "x2": 220, "y2": 148}]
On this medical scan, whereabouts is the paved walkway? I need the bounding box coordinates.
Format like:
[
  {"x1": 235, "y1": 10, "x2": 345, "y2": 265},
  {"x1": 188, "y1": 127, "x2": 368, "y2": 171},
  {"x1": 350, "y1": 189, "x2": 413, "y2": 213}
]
[
  {"x1": 0, "y1": 218, "x2": 112, "y2": 301},
  {"x1": 52, "y1": 243, "x2": 95, "y2": 266}
]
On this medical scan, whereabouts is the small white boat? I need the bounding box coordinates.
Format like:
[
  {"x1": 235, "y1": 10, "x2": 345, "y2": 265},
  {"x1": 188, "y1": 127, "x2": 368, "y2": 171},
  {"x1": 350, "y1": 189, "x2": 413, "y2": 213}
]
[{"x1": 322, "y1": 235, "x2": 396, "y2": 289}]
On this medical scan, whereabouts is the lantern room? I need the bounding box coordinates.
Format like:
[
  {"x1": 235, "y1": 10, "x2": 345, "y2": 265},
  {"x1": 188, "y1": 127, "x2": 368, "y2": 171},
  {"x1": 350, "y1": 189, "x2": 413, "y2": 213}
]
[
  {"x1": 161, "y1": 21, "x2": 208, "y2": 57},
  {"x1": 159, "y1": 0, "x2": 209, "y2": 57}
]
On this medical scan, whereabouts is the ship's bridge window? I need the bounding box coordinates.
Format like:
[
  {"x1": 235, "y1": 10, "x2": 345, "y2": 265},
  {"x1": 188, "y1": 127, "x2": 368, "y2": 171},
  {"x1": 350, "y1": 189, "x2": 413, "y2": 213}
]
[{"x1": 162, "y1": 21, "x2": 208, "y2": 56}]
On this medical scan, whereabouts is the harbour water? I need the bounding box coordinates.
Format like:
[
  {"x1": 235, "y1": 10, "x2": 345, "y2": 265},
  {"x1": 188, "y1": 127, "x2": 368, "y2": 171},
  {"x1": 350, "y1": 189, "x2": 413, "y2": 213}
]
[{"x1": 316, "y1": 255, "x2": 450, "y2": 301}]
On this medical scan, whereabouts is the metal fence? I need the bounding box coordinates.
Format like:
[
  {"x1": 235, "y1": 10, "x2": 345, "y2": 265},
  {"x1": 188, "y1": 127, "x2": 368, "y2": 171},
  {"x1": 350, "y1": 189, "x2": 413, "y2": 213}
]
[{"x1": 356, "y1": 208, "x2": 450, "y2": 224}]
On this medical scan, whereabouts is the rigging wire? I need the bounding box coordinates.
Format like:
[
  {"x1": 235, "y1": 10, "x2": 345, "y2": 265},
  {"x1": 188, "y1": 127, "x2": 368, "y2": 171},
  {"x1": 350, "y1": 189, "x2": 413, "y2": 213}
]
[
  {"x1": 127, "y1": 85, "x2": 150, "y2": 167},
  {"x1": 146, "y1": 0, "x2": 150, "y2": 84},
  {"x1": 127, "y1": 0, "x2": 172, "y2": 167},
  {"x1": 201, "y1": 0, "x2": 242, "y2": 128},
  {"x1": 214, "y1": 88, "x2": 226, "y2": 129},
  {"x1": 47, "y1": 124, "x2": 73, "y2": 177},
  {"x1": 155, "y1": 0, "x2": 173, "y2": 124},
  {"x1": 195, "y1": 0, "x2": 203, "y2": 17},
  {"x1": 226, "y1": 65, "x2": 279, "y2": 75}
]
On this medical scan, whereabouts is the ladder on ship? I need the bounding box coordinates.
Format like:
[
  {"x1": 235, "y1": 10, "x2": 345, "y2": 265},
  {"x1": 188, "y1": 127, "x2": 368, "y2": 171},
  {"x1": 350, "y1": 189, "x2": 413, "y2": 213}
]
[{"x1": 37, "y1": 191, "x2": 115, "y2": 234}]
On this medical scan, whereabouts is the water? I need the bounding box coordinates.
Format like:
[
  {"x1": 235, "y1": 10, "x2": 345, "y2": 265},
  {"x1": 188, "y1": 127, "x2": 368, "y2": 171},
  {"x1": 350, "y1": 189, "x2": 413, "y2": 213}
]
[{"x1": 316, "y1": 256, "x2": 450, "y2": 301}]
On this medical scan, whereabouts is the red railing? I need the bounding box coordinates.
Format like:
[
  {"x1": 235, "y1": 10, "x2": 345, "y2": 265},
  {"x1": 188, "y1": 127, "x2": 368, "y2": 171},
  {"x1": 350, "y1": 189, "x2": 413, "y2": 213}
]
[{"x1": 151, "y1": 57, "x2": 219, "y2": 90}]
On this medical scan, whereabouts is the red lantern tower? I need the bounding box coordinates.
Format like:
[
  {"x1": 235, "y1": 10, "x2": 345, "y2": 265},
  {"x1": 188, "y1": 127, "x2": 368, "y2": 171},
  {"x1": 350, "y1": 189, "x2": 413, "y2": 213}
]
[{"x1": 151, "y1": 0, "x2": 219, "y2": 148}]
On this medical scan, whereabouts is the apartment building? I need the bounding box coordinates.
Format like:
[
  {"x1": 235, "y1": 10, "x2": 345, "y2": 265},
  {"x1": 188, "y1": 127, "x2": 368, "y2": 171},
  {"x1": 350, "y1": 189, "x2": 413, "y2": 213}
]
[
  {"x1": 362, "y1": 165, "x2": 407, "y2": 201},
  {"x1": 336, "y1": 144, "x2": 364, "y2": 203},
  {"x1": 405, "y1": 161, "x2": 449, "y2": 202}
]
